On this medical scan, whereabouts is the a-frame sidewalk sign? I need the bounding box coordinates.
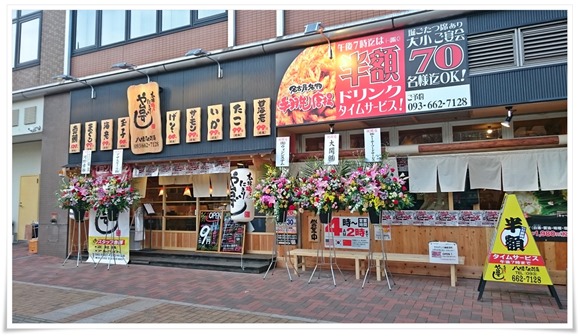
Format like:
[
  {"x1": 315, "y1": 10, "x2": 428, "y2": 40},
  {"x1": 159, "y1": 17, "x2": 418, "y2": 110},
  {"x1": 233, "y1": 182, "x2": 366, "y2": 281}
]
[{"x1": 477, "y1": 194, "x2": 563, "y2": 309}]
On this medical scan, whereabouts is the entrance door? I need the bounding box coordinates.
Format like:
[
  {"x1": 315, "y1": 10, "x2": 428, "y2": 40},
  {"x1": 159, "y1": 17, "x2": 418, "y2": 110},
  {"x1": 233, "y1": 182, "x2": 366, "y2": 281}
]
[{"x1": 18, "y1": 175, "x2": 40, "y2": 241}]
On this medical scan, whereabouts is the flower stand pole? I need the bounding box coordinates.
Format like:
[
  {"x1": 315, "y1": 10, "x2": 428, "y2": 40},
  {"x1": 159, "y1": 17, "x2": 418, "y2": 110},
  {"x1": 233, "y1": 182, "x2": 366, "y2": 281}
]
[
  {"x1": 263, "y1": 210, "x2": 300, "y2": 282},
  {"x1": 362, "y1": 209, "x2": 394, "y2": 290},
  {"x1": 94, "y1": 207, "x2": 128, "y2": 270},
  {"x1": 62, "y1": 208, "x2": 87, "y2": 267},
  {"x1": 308, "y1": 210, "x2": 347, "y2": 286}
]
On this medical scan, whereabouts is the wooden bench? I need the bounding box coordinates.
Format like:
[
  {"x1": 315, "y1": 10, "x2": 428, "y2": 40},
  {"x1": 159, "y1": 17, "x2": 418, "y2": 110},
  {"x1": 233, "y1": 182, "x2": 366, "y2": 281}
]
[
  {"x1": 287, "y1": 249, "x2": 465, "y2": 286},
  {"x1": 288, "y1": 249, "x2": 369, "y2": 279}
]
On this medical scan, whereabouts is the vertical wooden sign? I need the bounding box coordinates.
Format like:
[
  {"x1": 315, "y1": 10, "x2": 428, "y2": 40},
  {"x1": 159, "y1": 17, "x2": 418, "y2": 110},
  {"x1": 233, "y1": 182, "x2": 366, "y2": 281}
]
[
  {"x1": 165, "y1": 110, "x2": 181, "y2": 145},
  {"x1": 207, "y1": 104, "x2": 223, "y2": 141},
  {"x1": 253, "y1": 97, "x2": 271, "y2": 136},
  {"x1": 185, "y1": 107, "x2": 201, "y2": 143},
  {"x1": 69, "y1": 123, "x2": 81, "y2": 153},
  {"x1": 84, "y1": 121, "x2": 97, "y2": 151},
  {"x1": 229, "y1": 101, "x2": 246, "y2": 139},
  {"x1": 100, "y1": 119, "x2": 113, "y2": 151},
  {"x1": 127, "y1": 82, "x2": 163, "y2": 154},
  {"x1": 117, "y1": 117, "x2": 130, "y2": 149}
]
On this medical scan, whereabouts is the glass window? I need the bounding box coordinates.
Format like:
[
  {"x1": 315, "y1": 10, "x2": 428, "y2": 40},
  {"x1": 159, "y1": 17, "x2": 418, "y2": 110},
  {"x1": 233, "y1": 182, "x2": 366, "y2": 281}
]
[
  {"x1": 130, "y1": 10, "x2": 157, "y2": 38},
  {"x1": 74, "y1": 10, "x2": 96, "y2": 49},
  {"x1": 162, "y1": 10, "x2": 190, "y2": 31},
  {"x1": 197, "y1": 10, "x2": 226, "y2": 19},
  {"x1": 513, "y1": 117, "x2": 567, "y2": 138},
  {"x1": 453, "y1": 123, "x2": 501, "y2": 142},
  {"x1": 12, "y1": 10, "x2": 41, "y2": 67},
  {"x1": 398, "y1": 127, "x2": 442, "y2": 145},
  {"x1": 101, "y1": 10, "x2": 125, "y2": 46},
  {"x1": 305, "y1": 136, "x2": 325, "y2": 152},
  {"x1": 349, "y1": 131, "x2": 389, "y2": 148}
]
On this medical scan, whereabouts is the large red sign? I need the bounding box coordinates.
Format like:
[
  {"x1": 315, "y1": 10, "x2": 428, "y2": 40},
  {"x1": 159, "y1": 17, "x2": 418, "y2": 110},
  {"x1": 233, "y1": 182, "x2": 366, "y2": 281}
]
[{"x1": 276, "y1": 18, "x2": 470, "y2": 127}]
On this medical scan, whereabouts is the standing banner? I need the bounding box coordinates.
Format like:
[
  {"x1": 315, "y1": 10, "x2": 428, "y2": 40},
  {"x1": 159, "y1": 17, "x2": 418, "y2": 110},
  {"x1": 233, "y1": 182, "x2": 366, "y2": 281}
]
[
  {"x1": 324, "y1": 216, "x2": 370, "y2": 249},
  {"x1": 478, "y1": 194, "x2": 562, "y2": 308},
  {"x1": 86, "y1": 209, "x2": 130, "y2": 265},
  {"x1": 127, "y1": 82, "x2": 163, "y2": 154}
]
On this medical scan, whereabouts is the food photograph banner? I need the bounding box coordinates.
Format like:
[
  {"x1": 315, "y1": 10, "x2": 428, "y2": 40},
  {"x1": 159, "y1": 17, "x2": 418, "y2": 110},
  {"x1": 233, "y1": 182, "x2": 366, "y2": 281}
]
[{"x1": 276, "y1": 17, "x2": 470, "y2": 126}]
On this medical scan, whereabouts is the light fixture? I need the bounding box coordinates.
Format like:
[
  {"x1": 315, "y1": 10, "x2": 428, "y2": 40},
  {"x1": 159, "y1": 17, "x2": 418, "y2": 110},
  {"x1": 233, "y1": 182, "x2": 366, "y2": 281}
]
[
  {"x1": 486, "y1": 126, "x2": 493, "y2": 134},
  {"x1": 501, "y1": 106, "x2": 514, "y2": 128},
  {"x1": 185, "y1": 48, "x2": 223, "y2": 79},
  {"x1": 183, "y1": 187, "x2": 192, "y2": 197},
  {"x1": 111, "y1": 62, "x2": 150, "y2": 83},
  {"x1": 52, "y1": 74, "x2": 96, "y2": 99},
  {"x1": 158, "y1": 188, "x2": 164, "y2": 197},
  {"x1": 329, "y1": 123, "x2": 335, "y2": 134},
  {"x1": 304, "y1": 22, "x2": 333, "y2": 59}
]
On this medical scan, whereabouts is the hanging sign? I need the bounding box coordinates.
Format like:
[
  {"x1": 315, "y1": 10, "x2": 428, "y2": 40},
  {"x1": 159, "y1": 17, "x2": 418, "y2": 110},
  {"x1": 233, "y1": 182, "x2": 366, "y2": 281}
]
[
  {"x1": 207, "y1": 104, "x2": 223, "y2": 141},
  {"x1": 253, "y1": 98, "x2": 271, "y2": 136},
  {"x1": 275, "y1": 136, "x2": 290, "y2": 167},
  {"x1": 165, "y1": 110, "x2": 181, "y2": 145},
  {"x1": 482, "y1": 194, "x2": 553, "y2": 285},
  {"x1": 364, "y1": 128, "x2": 382, "y2": 162},
  {"x1": 185, "y1": 107, "x2": 201, "y2": 143},
  {"x1": 127, "y1": 82, "x2": 163, "y2": 154},
  {"x1": 100, "y1": 119, "x2": 113, "y2": 151},
  {"x1": 69, "y1": 123, "x2": 81, "y2": 153},
  {"x1": 230, "y1": 101, "x2": 247, "y2": 139},
  {"x1": 116, "y1": 117, "x2": 130, "y2": 149},
  {"x1": 84, "y1": 121, "x2": 97, "y2": 151},
  {"x1": 324, "y1": 133, "x2": 340, "y2": 165}
]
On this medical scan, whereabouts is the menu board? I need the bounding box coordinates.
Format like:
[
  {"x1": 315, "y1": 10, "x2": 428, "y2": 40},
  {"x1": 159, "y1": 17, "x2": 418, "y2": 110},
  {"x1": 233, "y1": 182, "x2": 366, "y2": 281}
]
[
  {"x1": 220, "y1": 220, "x2": 245, "y2": 253},
  {"x1": 197, "y1": 211, "x2": 222, "y2": 251},
  {"x1": 275, "y1": 210, "x2": 298, "y2": 245}
]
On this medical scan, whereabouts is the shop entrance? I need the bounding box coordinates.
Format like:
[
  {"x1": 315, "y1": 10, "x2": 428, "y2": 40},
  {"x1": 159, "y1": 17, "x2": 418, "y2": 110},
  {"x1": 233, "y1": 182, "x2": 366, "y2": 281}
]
[{"x1": 142, "y1": 178, "x2": 229, "y2": 251}]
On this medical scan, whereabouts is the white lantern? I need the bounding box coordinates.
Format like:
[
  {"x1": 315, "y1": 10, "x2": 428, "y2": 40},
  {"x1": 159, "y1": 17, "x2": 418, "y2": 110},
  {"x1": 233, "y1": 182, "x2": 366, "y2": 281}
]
[{"x1": 229, "y1": 168, "x2": 255, "y2": 222}]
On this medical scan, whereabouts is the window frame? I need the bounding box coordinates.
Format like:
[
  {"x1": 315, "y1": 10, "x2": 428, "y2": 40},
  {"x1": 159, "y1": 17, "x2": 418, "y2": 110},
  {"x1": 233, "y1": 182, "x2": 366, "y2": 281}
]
[
  {"x1": 12, "y1": 10, "x2": 42, "y2": 69},
  {"x1": 71, "y1": 10, "x2": 227, "y2": 55}
]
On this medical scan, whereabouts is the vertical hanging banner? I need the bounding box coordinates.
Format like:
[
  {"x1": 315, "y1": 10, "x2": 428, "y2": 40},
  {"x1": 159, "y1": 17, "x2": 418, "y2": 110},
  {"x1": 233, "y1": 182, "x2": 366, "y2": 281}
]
[
  {"x1": 364, "y1": 128, "x2": 382, "y2": 162},
  {"x1": 482, "y1": 194, "x2": 553, "y2": 285},
  {"x1": 207, "y1": 104, "x2": 223, "y2": 141},
  {"x1": 185, "y1": 107, "x2": 201, "y2": 143},
  {"x1": 324, "y1": 134, "x2": 340, "y2": 165},
  {"x1": 275, "y1": 136, "x2": 290, "y2": 167},
  {"x1": 230, "y1": 101, "x2": 246, "y2": 139},
  {"x1": 229, "y1": 168, "x2": 255, "y2": 222},
  {"x1": 69, "y1": 123, "x2": 81, "y2": 153},
  {"x1": 100, "y1": 119, "x2": 113, "y2": 151},
  {"x1": 112, "y1": 149, "x2": 123, "y2": 175},
  {"x1": 116, "y1": 117, "x2": 130, "y2": 149},
  {"x1": 81, "y1": 149, "x2": 92, "y2": 175},
  {"x1": 84, "y1": 121, "x2": 97, "y2": 151},
  {"x1": 127, "y1": 82, "x2": 163, "y2": 154},
  {"x1": 165, "y1": 110, "x2": 181, "y2": 145},
  {"x1": 275, "y1": 17, "x2": 470, "y2": 126},
  {"x1": 253, "y1": 97, "x2": 271, "y2": 136}
]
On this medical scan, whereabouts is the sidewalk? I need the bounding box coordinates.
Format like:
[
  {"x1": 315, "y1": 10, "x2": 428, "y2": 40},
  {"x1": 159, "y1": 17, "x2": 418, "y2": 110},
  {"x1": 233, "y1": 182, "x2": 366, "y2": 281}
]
[{"x1": 8, "y1": 241, "x2": 570, "y2": 332}]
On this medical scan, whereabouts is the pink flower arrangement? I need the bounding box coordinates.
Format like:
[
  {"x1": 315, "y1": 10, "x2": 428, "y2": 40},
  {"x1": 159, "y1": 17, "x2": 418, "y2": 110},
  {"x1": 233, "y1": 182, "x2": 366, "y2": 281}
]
[
  {"x1": 298, "y1": 166, "x2": 347, "y2": 214},
  {"x1": 343, "y1": 163, "x2": 413, "y2": 213},
  {"x1": 56, "y1": 175, "x2": 94, "y2": 211},
  {"x1": 89, "y1": 174, "x2": 142, "y2": 215},
  {"x1": 252, "y1": 164, "x2": 301, "y2": 219}
]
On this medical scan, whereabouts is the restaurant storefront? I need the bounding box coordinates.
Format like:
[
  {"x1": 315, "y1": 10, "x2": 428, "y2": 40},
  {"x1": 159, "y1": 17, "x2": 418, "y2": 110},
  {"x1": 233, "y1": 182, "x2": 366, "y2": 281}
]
[{"x1": 61, "y1": 9, "x2": 567, "y2": 283}]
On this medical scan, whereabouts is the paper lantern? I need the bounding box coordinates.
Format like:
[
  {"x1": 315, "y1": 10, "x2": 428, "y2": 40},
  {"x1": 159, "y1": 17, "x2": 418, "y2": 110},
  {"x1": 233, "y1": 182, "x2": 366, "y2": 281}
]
[{"x1": 229, "y1": 168, "x2": 255, "y2": 222}]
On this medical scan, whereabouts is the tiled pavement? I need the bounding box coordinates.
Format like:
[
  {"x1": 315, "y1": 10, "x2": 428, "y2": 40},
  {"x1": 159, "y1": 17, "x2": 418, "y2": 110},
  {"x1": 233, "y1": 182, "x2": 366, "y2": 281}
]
[{"x1": 8, "y1": 241, "x2": 571, "y2": 332}]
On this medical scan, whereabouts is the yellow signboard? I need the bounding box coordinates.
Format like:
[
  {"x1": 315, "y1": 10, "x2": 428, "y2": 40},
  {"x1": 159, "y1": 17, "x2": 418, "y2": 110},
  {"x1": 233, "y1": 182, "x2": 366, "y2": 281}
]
[{"x1": 482, "y1": 194, "x2": 553, "y2": 285}]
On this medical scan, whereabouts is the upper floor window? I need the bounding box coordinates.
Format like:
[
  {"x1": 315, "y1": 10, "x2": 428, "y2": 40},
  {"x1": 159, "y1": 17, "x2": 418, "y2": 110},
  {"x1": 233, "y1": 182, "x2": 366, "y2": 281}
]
[
  {"x1": 72, "y1": 10, "x2": 226, "y2": 54},
  {"x1": 12, "y1": 10, "x2": 41, "y2": 68}
]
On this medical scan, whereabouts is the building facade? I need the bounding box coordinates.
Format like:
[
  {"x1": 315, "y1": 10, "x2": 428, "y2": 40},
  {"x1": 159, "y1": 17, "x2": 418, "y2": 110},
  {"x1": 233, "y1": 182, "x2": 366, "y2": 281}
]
[{"x1": 12, "y1": 9, "x2": 567, "y2": 283}]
